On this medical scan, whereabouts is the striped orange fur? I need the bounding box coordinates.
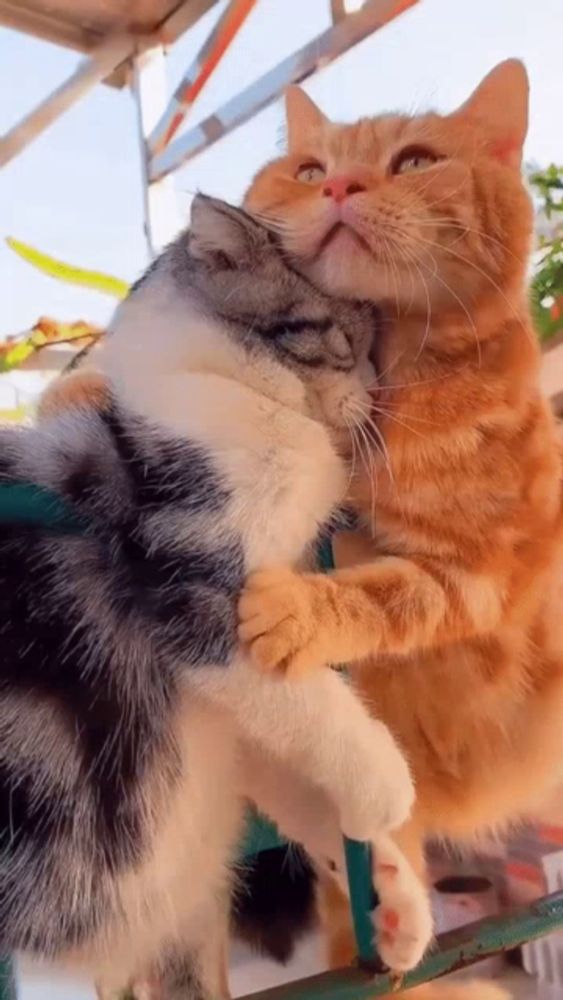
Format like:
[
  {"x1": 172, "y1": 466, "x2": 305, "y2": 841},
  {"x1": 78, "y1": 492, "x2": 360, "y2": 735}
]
[{"x1": 242, "y1": 61, "x2": 563, "y2": 996}]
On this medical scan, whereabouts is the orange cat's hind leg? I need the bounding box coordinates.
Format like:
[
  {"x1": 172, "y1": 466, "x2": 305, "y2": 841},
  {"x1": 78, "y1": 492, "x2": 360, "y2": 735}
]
[
  {"x1": 37, "y1": 370, "x2": 109, "y2": 421},
  {"x1": 317, "y1": 871, "x2": 357, "y2": 968}
]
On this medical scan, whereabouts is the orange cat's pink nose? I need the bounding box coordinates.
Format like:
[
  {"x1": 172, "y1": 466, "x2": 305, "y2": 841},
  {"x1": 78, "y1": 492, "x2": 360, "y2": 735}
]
[{"x1": 322, "y1": 175, "x2": 366, "y2": 203}]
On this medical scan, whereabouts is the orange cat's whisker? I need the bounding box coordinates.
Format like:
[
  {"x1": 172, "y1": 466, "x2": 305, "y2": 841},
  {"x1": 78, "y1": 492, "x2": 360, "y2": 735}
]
[
  {"x1": 413, "y1": 218, "x2": 526, "y2": 268},
  {"x1": 380, "y1": 239, "x2": 398, "y2": 316},
  {"x1": 343, "y1": 415, "x2": 361, "y2": 493},
  {"x1": 405, "y1": 240, "x2": 482, "y2": 367},
  {"x1": 347, "y1": 398, "x2": 393, "y2": 463},
  {"x1": 372, "y1": 404, "x2": 441, "y2": 429},
  {"x1": 370, "y1": 346, "x2": 409, "y2": 388},
  {"x1": 371, "y1": 407, "x2": 428, "y2": 441},
  {"x1": 388, "y1": 239, "x2": 433, "y2": 362},
  {"x1": 414, "y1": 233, "x2": 533, "y2": 343},
  {"x1": 382, "y1": 229, "x2": 418, "y2": 314}
]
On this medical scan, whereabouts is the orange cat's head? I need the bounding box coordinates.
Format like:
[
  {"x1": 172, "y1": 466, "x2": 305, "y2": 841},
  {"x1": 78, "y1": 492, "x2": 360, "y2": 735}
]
[{"x1": 245, "y1": 60, "x2": 533, "y2": 317}]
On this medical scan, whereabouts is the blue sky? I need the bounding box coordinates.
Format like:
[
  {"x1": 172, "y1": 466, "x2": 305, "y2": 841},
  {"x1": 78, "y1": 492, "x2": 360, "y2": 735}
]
[{"x1": 1, "y1": 0, "x2": 563, "y2": 341}]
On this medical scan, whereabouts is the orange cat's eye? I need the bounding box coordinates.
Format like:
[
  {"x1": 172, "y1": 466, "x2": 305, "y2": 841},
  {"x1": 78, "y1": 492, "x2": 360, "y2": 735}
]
[
  {"x1": 391, "y1": 146, "x2": 441, "y2": 175},
  {"x1": 295, "y1": 161, "x2": 326, "y2": 184}
]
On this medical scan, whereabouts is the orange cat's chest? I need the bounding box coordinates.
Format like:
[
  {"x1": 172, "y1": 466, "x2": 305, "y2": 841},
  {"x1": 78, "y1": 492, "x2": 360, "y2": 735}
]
[
  {"x1": 340, "y1": 380, "x2": 563, "y2": 819},
  {"x1": 353, "y1": 625, "x2": 562, "y2": 822}
]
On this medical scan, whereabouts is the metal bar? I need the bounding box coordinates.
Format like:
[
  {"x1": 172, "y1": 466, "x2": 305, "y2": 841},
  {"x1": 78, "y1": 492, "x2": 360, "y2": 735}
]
[
  {"x1": 319, "y1": 534, "x2": 380, "y2": 966},
  {"x1": 0, "y1": 0, "x2": 221, "y2": 88},
  {"x1": 159, "y1": 0, "x2": 220, "y2": 46},
  {"x1": 0, "y1": 33, "x2": 136, "y2": 167},
  {"x1": 344, "y1": 839, "x2": 378, "y2": 965},
  {"x1": 318, "y1": 539, "x2": 379, "y2": 965},
  {"x1": 330, "y1": 0, "x2": 349, "y2": 22},
  {"x1": 110, "y1": 0, "x2": 222, "y2": 89},
  {"x1": 239, "y1": 891, "x2": 563, "y2": 999},
  {"x1": 149, "y1": 0, "x2": 419, "y2": 183},
  {"x1": 0, "y1": 958, "x2": 15, "y2": 1000},
  {"x1": 0, "y1": 485, "x2": 85, "y2": 531},
  {"x1": 240, "y1": 810, "x2": 285, "y2": 859},
  {"x1": 0, "y1": 0, "x2": 100, "y2": 54},
  {"x1": 132, "y1": 46, "x2": 180, "y2": 257},
  {"x1": 149, "y1": 0, "x2": 259, "y2": 157}
]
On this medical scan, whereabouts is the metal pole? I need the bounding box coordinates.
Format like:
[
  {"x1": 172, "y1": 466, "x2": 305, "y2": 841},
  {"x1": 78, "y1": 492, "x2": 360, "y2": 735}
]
[
  {"x1": 149, "y1": 0, "x2": 258, "y2": 158},
  {"x1": 0, "y1": 958, "x2": 16, "y2": 1000},
  {"x1": 149, "y1": 0, "x2": 419, "y2": 183},
  {"x1": 0, "y1": 33, "x2": 134, "y2": 167},
  {"x1": 239, "y1": 890, "x2": 563, "y2": 999},
  {"x1": 131, "y1": 46, "x2": 180, "y2": 258}
]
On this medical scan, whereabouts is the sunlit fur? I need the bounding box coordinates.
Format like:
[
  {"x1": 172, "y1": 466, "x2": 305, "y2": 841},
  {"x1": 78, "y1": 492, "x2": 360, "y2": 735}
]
[
  {"x1": 38, "y1": 368, "x2": 109, "y2": 421},
  {"x1": 242, "y1": 61, "x2": 563, "y2": 998},
  {"x1": 30, "y1": 197, "x2": 417, "y2": 996},
  {"x1": 246, "y1": 62, "x2": 532, "y2": 316}
]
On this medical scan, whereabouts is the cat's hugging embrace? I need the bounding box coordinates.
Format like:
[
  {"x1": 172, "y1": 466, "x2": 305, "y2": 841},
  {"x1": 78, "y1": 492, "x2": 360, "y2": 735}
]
[
  {"x1": 17, "y1": 56, "x2": 563, "y2": 1000},
  {"x1": 0, "y1": 193, "x2": 418, "y2": 996}
]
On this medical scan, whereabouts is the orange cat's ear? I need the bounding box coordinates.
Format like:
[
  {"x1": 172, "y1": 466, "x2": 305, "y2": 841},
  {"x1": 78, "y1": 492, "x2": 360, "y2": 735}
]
[
  {"x1": 454, "y1": 59, "x2": 529, "y2": 168},
  {"x1": 285, "y1": 86, "x2": 327, "y2": 151}
]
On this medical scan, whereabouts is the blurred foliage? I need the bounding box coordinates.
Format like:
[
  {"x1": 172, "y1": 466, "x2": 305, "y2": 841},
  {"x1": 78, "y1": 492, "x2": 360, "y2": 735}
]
[
  {"x1": 1, "y1": 236, "x2": 118, "y2": 373},
  {"x1": 0, "y1": 317, "x2": 101, "y2": 373},
  {"x1": 0, "y1": 406, "x2": 29, "y2": 423},
  {"x1": 529, "y1": 164, "x2": 563, "y2": 342},
  {"x1": 5, "y1": 237, "x2": 129, "y2": 299}
]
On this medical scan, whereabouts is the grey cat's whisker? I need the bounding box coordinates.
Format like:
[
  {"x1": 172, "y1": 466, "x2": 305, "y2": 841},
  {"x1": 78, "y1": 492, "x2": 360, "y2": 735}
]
[
  {"x1": 351, "y1": 418, "x2": 381, "y2": 527},
  {"x1": 345, "y1": 398, "x2": 393, "y2": 485}
]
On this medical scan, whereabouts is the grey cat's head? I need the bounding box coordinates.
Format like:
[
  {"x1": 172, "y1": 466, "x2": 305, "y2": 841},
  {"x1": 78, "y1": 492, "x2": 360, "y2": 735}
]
[
  {"x1": 117, "y1": 195, "x2": 375, "y2": 434},
  {"x1": 165, "y1": 195, "x2": 375, "y2": 380}
]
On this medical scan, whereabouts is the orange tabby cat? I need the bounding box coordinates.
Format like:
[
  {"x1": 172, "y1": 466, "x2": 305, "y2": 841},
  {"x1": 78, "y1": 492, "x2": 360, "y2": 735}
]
[
  {"x1": 41, "y1": 61, "x2": 561, "y2": 997},
  {"x1": 241, "y1": 60, "x2": 563, "y2": 998}
]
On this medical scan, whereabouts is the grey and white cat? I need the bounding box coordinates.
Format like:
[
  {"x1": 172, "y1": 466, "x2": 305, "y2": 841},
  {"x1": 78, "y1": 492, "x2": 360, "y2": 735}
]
[{"x1": 0, "y1": 196, "x2": 416, "y2": 997}]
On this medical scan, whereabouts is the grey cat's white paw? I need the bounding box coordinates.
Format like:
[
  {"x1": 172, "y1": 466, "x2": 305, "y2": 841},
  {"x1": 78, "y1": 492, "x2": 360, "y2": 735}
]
[
  {"x1": 372, "y1": 834, "x2": 434, "y2": 973},
  {"x1": 339, "y1": 723, "x2": 414, "y2": 841},
  {"x1": 373, "y1": 876, "x2": 433, "y2": 972}
]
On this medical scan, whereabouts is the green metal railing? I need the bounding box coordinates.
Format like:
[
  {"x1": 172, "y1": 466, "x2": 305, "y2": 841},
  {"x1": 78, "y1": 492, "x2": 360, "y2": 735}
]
[
  {"x1": 0, "y1": 961, "x2": 15, "y2": 1000},
  {"x1": 240, "y1": 892, "x2": 563, "y2": 999},
  {"x1": 1, "y1": 484, "x2": 563, "y2": 998}
]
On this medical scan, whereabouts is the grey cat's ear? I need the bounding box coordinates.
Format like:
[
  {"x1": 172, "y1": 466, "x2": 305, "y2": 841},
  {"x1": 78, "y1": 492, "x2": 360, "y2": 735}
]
[{"x1": 190, "y1": 194, "x2": 267, "y2": 266}]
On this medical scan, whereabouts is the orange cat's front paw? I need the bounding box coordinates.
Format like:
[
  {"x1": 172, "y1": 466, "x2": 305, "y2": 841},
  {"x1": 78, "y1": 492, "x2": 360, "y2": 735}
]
[{"x1": 238, "y1": 568, "x2": 334, "y2": 677}]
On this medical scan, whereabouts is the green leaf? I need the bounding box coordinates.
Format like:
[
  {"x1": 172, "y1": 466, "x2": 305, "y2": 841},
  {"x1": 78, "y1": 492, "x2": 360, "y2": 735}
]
[
  {"x1": 5, "y1": 237, "x2": 130, "y2": 299},
  {"x1": 529, "y1": 165, "x2": 563, "y2": 342},
  {"x1": 0, "y1": 341, "x2": 35, "y2": 372}
]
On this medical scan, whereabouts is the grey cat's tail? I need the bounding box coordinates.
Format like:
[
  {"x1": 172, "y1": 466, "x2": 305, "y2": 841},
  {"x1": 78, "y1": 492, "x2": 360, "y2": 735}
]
[{"x1": 232, "y1": 847, "x2": 318, "y2": 964}]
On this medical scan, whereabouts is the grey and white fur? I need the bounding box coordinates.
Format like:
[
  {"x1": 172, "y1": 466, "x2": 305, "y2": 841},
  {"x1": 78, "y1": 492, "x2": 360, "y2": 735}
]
[{"x1": 0, "y1": 196, "x2": 417, "y2": 997}]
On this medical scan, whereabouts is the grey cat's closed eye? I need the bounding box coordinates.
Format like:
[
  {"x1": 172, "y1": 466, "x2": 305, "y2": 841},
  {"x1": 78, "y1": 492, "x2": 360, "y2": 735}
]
[{"x1": 164, "y1": 193, "x2": 371, "y2": 376}]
